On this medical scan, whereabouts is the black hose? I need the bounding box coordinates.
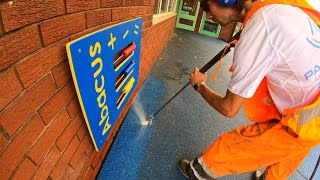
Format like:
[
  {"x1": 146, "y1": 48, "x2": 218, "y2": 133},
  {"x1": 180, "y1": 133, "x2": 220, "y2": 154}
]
[
  {"x1": 310, "y1": 154, "x2": 320, "y2": 180},
  {"x1": 151, "y1": 31, "x2": 242, "y2": 118}
]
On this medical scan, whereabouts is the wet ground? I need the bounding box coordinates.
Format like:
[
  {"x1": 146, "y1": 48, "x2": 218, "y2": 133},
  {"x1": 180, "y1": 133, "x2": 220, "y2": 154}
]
[{"x1": 98, "y1": 28, "x2": 320, "y2": 180}]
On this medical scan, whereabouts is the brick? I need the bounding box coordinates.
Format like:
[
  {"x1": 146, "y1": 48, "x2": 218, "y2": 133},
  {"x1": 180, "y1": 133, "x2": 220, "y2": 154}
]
[
  {"x1": 0, "y1": 25, "x2": 41, "y2": 71},
  {"x1": 0, "y1": 114, "x2": 44, "y2": 179},
  {"x1": 59, "y1": 154, "x2": 86, "y2": 180},
  {"x1": 33, "y1": 145, "x2": 61, "y2": 180},
  {"x1": 195, "y1": 10, "x2": 203, "y2": 32},
  {"x1": 50, "y1": 136, "x2": 80, "y2": 179},
  {"x1": 86, "y1": 9, "x2": 111, "y2": 29},
  {"x1": 91, "y1": 152, "x2": 101, "y2": 169},
  {"x1": 69, "y1": 135, "x2": 89, "y2": 168},
  {"x1": 70, "y1": 21, "x2": 121, "y2": 42},
  {"x1": 56, "y1": 114, "x2": 82, "y2": 151},
  {"x1": 112, "y1": 7, "x2": 129, "y2": 21},
  {"x1": 79, "y1": 150, "x2": 95, "y2": 178},
  {"x1": 131, "y1": 7, "x2": 147, "y2": 20},
  {"x1": 28, "y1": 110, "x2": 70, "y2": 165},
  {"x1": 0, "y1": 69, "x2": 22, "y2": 111},
  {"x1": 16, "y1": 39, "x2": 68, "y2": 88},
  {"x1": 144, "y1": 14, "x2": 153, "y2": 22},
  {"x1": 39, "y1": 82, "x2": 75, "y2": 125},
  {"x1": 0, "y1": 132, "x2": 8, "y2": 152},
  {"x1": 12, "y1": 158, "x2": 37, "y2": 180},
  {"x1": 1, "y1": 0, "x2": 64, "y2": 32},
  {"x1": 90, "y1": 158, "x2": 102, "y2": 179},
  {"x1": 143, "y1": 0, "x2": 152, "y2": 6},
  {"x1": 77, "y1": 123, "x2": 88, "y2": 141},
  {"x1": 84, "y1": 135, "x2": 94, "y2": 156},
  {"x1": 144, "y1": 6, "x2": 153, "y2": 16},
  {"x1": 101, "y1": 0, "x2": 121, "y2": 8},
  {"x1": 60, "y1": 165, "x2": 75, "y2": 179},
  {"x1": 69, "y1": 154, "x2": 87, "y2": 179},
  {"x1": 70, "y1": 154, "x2": 92, "y2": 179},
  {"x1": 100, "y1": 141, "x2": 112, "y2": 159},
  {"x1": 142, "y1": 28, "x2": 150, "y2": 38},
  {"x1": 84, "y1": 167, "x2": 93, "y2": 180},
  {"x1": 0, "y1": 75, "x2": 56, "y2": 136},
  {"x1": 66, "y1": 97, "x2": 81, "y2": 119},
  {"x1": 66, "y1": 0, "x2": 100, "y2": 14},
  {"x1": 122, "y1": 0, "x2": 143, "y2": 6},
  {"x1": 143, "y1": 20, "x2": 152, "y2": 30},
  {"x1": 128, "y1": 7, "x2": 141, "y2": 19},
  {"x1": 100, "y1": 138, "x2": 112, "y2": 160},
  {"x1": 69, "y1": 27, "x2": 99, "y2": 42},
  {"x1": 40, "y1": 13, "x2": 86, "y2": 46},
  {"x1": 52, "y1": 61, "x2": 72, "y2": 88},
  {"x1": 146, "y1": 6, "x2": 153, "y2": 15},
  {"x1": 95, "y1": 21, "x2": 121, "y2": 31}
]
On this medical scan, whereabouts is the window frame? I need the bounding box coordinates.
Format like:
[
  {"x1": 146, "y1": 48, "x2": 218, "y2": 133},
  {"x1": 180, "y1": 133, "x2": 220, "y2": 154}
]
[
  {"x1": 154, "y1": 0, "x2": 178, "y2": 15},
  {"x1": 153, "y1": 0, "x2": 178, "y2": 25}
]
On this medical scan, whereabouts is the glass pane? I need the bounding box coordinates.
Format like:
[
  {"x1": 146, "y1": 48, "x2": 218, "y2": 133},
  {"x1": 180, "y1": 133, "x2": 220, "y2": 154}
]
[
  {"x1": 203, "y1": 21, "x2": 219, "y2": 33},
  {"x1": 181, "y1": 0, "x2": 198, "y2": 16},
  {"x1": 154, "y1": 0, "x2": 161, "y2": 14},
  {"x1": 161, "y1": 0, "x2": 169, "y2": 13},
  {"x1": 169, "y1": 0, "x2": 176, "y2": 12},
  {"x1": 179, "y1": 18, "x2": 194, "y2": 26}
]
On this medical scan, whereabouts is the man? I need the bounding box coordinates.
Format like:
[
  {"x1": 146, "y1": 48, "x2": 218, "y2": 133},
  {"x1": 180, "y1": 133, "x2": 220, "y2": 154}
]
[{"x1": 179, "y1": 0, "x2": 320, "y2": 179}]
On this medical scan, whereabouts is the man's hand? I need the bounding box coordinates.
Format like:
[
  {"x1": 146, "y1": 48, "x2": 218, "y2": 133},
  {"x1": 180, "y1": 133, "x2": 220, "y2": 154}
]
[
  {"x1": 189, "y1": 67, "x2": 207, "y2": 87},
  {"x1": 189, "y1": 68, "x2": 246, "y2": 118}
]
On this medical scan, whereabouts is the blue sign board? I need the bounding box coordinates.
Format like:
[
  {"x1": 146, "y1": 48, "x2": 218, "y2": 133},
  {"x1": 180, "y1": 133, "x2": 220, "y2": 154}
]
[{"x1": 66, "y1": 18, "x2": 142, "y2": 151}]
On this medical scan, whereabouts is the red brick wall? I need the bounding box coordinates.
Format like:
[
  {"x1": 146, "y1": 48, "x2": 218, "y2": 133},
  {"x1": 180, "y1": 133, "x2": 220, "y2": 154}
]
[
  {"x1": 0, "y1": 0, "x2": 176, "y2": 179},
  {"x1": 195, "y1": 9, "x2": 204, "y2": 32}
]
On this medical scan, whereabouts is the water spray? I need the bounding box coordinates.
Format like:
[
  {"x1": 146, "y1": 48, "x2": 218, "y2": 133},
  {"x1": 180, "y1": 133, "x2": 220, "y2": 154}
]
[{"x1": 147, "y1": 31, "x2": 242, "y2": 125}]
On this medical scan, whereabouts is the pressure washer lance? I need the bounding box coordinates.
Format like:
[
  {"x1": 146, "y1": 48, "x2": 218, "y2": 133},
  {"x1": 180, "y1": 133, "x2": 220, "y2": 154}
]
[
  {"x1": 147, "y1": 31, "x2": 242, "y2": 125},
  {"x1": 114, "y1": 43, "x2": 136, "y2": 65},
  {"x1": 310, "y1": 154, "x2": 320, "y2": 180}
]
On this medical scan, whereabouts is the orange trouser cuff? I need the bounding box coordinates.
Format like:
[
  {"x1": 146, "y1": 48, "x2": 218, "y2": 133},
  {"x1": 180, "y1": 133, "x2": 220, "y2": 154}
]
[{"x1": 201, "y1": 120, "x2": 319, "y2": 179}]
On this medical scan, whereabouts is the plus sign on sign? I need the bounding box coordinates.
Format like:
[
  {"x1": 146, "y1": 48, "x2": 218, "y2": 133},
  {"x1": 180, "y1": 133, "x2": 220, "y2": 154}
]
[{"x1": 66, "y1": 18, "x2": 142, "y2": 151}]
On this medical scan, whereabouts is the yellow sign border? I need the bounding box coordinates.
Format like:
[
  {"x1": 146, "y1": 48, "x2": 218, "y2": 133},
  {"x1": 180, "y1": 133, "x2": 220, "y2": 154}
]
[{"x1": 66, "y1": 18, "x2": 141, "y2": 152}]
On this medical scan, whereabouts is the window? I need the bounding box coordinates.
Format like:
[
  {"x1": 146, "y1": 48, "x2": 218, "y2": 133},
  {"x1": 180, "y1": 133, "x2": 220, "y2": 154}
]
[
  {"x1": 153, "y1": 0, "x2": 178, "y2": 25},
  {"x1": 154, "y1": 0, "x2": 178, "y2": 14}
]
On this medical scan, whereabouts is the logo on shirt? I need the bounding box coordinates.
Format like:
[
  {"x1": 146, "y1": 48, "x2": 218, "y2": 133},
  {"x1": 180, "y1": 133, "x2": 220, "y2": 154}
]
[
  {"x1": 304, "y1": 64, "x2": 320, "y2": 81},
  {"x1": 306, "y1": 17, "x2": 320, "y2": 48}
]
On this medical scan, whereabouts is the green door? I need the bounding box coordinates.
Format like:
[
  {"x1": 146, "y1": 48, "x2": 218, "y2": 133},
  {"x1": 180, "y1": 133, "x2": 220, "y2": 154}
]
[
  {"x1": 199, "y1": 12, "x2": 221, "y2": 38},
  {"x1": 176, "y1": 0, "x2": 200, "y2": 31}
]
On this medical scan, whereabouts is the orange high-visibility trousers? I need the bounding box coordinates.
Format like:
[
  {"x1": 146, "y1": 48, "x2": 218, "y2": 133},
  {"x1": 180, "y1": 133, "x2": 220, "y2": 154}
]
[{"x1": 201, "y1": 119, "x2": 320, "y2": 180}]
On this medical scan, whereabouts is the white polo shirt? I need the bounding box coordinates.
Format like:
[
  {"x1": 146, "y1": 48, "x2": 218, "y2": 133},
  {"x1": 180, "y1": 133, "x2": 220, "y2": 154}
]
[{"x1": 228, "y1": 4, "x2": 320, "y2": 113}]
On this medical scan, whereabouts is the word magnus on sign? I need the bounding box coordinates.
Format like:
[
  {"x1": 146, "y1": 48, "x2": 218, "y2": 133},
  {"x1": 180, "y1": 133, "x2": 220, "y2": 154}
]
[{"x1": 90, "y1": 42, "x2": 112, "y2": 135}]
